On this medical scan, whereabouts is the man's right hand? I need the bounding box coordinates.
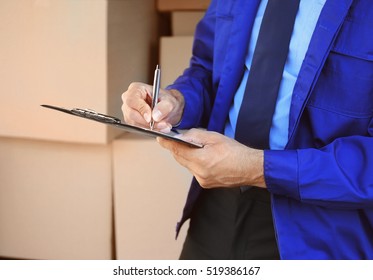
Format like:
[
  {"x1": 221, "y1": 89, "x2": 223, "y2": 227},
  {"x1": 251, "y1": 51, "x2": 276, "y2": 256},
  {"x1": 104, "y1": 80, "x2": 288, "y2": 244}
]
[{"x1": 121, "y1": 82, "x2": 185, "y2": 133}]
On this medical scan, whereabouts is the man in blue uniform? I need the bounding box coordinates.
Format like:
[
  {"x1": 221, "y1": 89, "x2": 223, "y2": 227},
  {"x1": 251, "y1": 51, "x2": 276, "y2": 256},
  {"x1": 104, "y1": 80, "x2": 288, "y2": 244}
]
[{"x1": 121, "y1": 0, "x2": 373, "y2": 259}]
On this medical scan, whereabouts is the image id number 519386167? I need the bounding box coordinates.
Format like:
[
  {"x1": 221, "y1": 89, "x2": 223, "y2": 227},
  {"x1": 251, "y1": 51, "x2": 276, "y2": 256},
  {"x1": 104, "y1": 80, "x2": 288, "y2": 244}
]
[{"x1": 206, "y1": 266, "x2": 261, "y2": 276}]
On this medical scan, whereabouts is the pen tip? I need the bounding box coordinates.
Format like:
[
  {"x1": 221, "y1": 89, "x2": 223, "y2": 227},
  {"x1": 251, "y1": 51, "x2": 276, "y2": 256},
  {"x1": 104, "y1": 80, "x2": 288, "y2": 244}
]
[{"x1": 156, "y1": 64, "x2": 159, "y2": 70}]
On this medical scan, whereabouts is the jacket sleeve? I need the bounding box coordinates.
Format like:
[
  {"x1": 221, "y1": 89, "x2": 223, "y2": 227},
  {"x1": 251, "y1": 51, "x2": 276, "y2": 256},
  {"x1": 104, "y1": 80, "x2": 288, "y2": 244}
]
[
  {"x1": 265, "y1": 132, "x2": 373, "y2": 210},
  {"x1": 165, "y1": 0, "x2": 217, "y2": 129}
]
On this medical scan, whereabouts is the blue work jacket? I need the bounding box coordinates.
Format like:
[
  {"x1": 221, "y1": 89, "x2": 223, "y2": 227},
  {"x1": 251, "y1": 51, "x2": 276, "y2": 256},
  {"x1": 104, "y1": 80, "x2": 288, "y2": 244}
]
[{"x1": 169, "y1": 0, "x2": 373, "y2": 259}]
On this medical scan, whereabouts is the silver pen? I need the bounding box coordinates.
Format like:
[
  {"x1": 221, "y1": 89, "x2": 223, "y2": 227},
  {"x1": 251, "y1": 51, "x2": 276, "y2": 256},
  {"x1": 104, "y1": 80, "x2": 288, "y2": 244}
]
[{"x1": 150, "y1": 64, "x2": 161, "y2": 130}]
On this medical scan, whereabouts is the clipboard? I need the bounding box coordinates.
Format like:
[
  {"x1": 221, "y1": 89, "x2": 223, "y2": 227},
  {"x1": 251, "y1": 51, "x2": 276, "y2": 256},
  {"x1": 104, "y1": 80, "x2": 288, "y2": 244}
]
[{"x1": 41, "y1": 104, "x2": 203, "y2": 148}]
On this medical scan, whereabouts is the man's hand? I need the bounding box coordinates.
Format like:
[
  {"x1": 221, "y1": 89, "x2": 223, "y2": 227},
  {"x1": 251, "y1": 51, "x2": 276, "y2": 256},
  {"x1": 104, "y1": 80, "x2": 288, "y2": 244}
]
[
  {"x1": 157, "y1": 129, "x2": 266, "y2": 189},
  {"x1": 121, "y1": 82, "x2": 185, "y2": 132}
]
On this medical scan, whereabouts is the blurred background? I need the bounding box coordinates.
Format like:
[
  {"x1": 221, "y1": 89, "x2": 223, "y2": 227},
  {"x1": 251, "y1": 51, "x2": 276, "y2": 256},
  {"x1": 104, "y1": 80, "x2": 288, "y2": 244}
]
[{"x1": 0, "y1": 0, "x2": 209, "y2": 260}]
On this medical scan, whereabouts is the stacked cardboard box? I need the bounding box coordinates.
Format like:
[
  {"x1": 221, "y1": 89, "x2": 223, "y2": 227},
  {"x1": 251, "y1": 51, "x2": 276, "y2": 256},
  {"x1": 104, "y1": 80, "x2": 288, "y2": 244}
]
[
  {"x1": 111, "y1": 1, "x2": 209, "y2": 260},
  {"x1": 0, "y1": 0, "x2": 157, "y2": 260},
  {"x1": 0, "y1": 0, "x2": 208, "y2": 260},
  {"x1": 0, "y1": 138, "x2": 113, "y2": 260},
  {"x1": 159, "y1": 2, "x2": 209, "y2": 87},
  {"x1": 112, "y1": 135, "x2": 191, "y2": 260}
]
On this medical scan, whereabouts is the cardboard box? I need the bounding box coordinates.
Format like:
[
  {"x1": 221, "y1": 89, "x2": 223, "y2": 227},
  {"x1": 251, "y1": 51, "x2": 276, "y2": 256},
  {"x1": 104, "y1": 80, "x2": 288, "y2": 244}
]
[
  {"x1": 160, "y1": 36, "x2": 194, "y2": 87},
  {"x1": 0, "y1": 137, "x2": 113, "y2": 260},
  {"x1": 112, "y1": 135, "x2": 191, "y2": 259},
  {"x1": 171, "y1": 12, "x2": 204, "y2": 36},
  {"x1": 0, "y1": 0, "x2": 157, "y2": 144}
]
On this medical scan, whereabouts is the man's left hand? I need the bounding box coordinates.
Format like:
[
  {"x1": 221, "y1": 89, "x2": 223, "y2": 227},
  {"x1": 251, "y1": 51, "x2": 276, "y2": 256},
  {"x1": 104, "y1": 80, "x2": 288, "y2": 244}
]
[{"x1": 157, "y1": 129, "x2": 266, "y2": 189}]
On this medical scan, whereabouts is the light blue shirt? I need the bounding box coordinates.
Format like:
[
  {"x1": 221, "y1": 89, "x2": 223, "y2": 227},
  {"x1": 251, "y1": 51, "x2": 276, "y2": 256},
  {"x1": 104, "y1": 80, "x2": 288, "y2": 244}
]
[{"x1": 224, "y1": 0, "x2": 326, "y2": 150}]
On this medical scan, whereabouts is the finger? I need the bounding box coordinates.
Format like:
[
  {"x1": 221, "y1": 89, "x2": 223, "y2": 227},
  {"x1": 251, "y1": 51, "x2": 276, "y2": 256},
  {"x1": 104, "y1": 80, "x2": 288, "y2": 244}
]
[
  {"x1": 152, "y1": 98, "x2": 173, "y2": 122},
  {"x1": 122, "y1": 101, "x2": 151, "y2": 125},
  {"x1": 157, "y1": 136, "x2": 179, "y2": 151},
  {"x1": 157, "y1": 137, "x2": 194, "y2": 168},
  {"x1": 153, "y1": 121, "x2": 172, "y2": 133},
  {"x1": 122, "y1": 83, "x2": 153, "y2": 123},
  {"x1": 127, "y1": 82, "x2": 153, "y2": 100},
  {"x1": 124, "y1": 107, "x2": 150, "y2": 127},
  {"x1": 152, "y1": 89, "x2": 185, "y2": 126}
]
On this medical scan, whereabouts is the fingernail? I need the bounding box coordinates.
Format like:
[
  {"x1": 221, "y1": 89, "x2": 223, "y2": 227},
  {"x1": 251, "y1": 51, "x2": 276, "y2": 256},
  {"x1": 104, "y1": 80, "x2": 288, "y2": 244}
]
[
  {"x1": 144, "y1": 113, "x2": 151, "y2": 123},
  {"x1": 152, "y1": 110, "x2": 162, "y2": 122},
  {"x1": 157, "y1": 122, "x2": 172, "y2": 133},
  {"x1": 160, "y1": 125, "x2": 172, "y2": 134}
]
